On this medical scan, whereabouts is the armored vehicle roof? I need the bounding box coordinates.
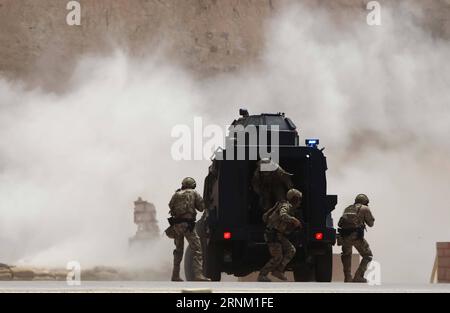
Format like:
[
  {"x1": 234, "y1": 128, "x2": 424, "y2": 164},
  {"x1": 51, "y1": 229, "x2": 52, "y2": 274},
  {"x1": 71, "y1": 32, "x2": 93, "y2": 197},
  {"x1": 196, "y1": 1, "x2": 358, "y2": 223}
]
[{"x1": 231, "y1": 111, "x2": 297, "y2": 131}]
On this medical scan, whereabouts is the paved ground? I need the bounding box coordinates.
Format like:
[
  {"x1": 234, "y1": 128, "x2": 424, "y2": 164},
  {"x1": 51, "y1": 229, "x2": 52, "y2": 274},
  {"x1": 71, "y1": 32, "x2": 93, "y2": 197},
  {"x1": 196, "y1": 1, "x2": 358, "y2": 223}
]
[{"x1": 0, "y1": 282, "x2": 449, "y2": 293}]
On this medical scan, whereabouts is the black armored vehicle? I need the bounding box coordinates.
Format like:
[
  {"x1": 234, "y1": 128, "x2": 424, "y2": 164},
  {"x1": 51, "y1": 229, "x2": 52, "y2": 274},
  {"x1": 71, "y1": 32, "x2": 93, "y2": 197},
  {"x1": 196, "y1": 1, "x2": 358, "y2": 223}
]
[{"x1": 185, "y1": 110, "x2": 337, "y2": 282}]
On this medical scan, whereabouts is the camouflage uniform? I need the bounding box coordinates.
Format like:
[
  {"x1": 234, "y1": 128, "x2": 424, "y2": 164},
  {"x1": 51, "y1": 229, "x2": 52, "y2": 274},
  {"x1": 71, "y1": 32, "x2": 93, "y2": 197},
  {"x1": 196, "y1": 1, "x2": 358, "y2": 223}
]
[
  {"x1": 338, "y1": 194, "x2": 375, "y2": 283},
  {"x1": 252, "y1": 159, "x2": 294, "y2": 211},
  {"x1": 167, "y1": 178, "x2": 209, "y2": 281},
  {"x1": 258, "y1": 189, "x2": 302, "y2": 282}
]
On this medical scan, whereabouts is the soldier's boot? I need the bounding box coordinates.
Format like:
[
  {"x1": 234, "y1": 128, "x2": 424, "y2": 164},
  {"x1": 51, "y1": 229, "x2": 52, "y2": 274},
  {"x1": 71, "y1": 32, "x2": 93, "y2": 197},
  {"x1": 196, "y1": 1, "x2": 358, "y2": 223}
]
[
  {"x1": 352, "y1": 276, "x2": 367, "y2": 283},
  {"x1": 341, "y1": 255, "x2": 352, "y2": 283},
  {"x1": 353, "y1": 257, "x2": 371, "y2": 283},
  {"x1": 271, "y1": 271, "x2": 288, "y2": 281},
  {"x1": 193, "y1": 272, "x2": 211, "y2": 282},
  {"x1": 257, "y1": 273, "x2": 272, "y2": 282},
  {"x1": 171, "y1": 265, "x2": 183, "y2": 282},
  {"x1": 344, "y1": 274, "x2": 353, "y2": 283}
]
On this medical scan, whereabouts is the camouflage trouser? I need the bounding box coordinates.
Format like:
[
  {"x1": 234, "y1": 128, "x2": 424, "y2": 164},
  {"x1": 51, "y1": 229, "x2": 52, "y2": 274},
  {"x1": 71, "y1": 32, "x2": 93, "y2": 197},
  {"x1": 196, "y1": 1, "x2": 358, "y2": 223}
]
[
  {"x1": 173, "y1": 222, "x2": 203, "y2": 276},
  {"x1": 341, "y1": 232, "x2": 373, "y2": 281},
  {"x1": 260, "y1": 232, "x2": 296, "y2": 275}
]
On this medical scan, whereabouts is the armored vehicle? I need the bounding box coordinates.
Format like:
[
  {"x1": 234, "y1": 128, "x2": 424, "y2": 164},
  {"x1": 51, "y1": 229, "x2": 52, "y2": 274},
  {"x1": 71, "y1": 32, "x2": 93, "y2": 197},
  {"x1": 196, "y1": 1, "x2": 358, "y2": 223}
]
[{"x1": 185, "y1": 110, "x2": 337, "y2": 282}]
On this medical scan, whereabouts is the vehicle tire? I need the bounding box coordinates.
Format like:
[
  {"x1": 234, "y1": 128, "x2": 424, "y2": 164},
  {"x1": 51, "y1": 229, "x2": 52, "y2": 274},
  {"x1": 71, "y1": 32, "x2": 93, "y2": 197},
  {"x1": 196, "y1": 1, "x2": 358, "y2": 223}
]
[
  {"x1": 293, "y1": 263, "x2": 314, "y2": 282},
  {"x1": 184, "y1": 245, "x2": 195, "y2": 281},
  {"x1": 315, "y1": 244, "x2": 333, "y2": 282},
  {"x1": 205, "y1": 243, "x2": 222, "y2": 281},
  {"x1": 207, "y1": 264, "x2": 221, "y2": 281}
]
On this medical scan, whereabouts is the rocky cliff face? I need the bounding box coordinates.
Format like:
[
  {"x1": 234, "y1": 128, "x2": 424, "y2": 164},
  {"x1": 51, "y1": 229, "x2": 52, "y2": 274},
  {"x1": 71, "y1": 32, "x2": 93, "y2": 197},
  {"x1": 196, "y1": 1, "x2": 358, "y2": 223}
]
[
  {"x1": 0, "y1": 0, "x2": 449, "y2": 89},
  {"x1": 0, "y1": 0, "x2": 274, "y2": 88}
]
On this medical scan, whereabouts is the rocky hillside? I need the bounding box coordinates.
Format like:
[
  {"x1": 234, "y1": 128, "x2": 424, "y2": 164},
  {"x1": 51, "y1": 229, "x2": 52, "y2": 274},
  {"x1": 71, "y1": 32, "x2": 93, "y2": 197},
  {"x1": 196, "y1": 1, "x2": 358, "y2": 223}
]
[{"x1": 1, "y1": 0, "x2": 450, "y2": 89}]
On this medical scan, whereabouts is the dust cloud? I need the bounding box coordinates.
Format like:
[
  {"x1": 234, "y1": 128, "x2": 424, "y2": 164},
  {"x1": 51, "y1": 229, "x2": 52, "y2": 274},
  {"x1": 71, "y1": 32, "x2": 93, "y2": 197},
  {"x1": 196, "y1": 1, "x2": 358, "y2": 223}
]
[{"x1": 0, "y1": 2, "x2": 449, "y2": 282}]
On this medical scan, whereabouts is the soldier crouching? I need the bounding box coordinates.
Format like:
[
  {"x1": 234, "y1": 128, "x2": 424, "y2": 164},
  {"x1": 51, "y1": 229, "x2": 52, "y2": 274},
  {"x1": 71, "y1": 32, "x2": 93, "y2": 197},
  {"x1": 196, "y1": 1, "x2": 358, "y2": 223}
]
[
  {"x1": 165, "y1": 177, "x2": 210, "y2": 282},
  {"x1": 338, "y1": 194, "x2": 375, "y2": 283},
  {"x1": 258, "y1": 189, "x2": 303, "y2": 282}
]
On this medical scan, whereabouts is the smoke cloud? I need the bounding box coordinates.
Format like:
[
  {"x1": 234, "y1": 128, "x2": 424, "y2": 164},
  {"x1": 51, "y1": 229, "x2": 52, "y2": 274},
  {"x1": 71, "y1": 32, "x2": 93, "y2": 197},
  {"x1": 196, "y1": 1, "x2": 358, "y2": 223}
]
[{"x1": 0, "y1": 2, "x2": 449, "y2": 282}]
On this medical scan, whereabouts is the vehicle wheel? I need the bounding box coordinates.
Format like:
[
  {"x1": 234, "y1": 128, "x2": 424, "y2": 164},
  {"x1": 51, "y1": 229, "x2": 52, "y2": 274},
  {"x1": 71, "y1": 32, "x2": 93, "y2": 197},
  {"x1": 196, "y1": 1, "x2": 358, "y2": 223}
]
[
  {"x1": 293, "y1": 263, "x2": 314, "y2": 282},
  {"x1": 184, "y1": 245, "x2": 195, "y2": 281},
  {"x1": 207, "y1": 265, "x2": 221, "y2": 281},
  {"x1": 205, "y1": 243, "x2": 221, "y2": 281},
  {"x1": 315, "y1": 244, "x2": 333, "y2": 282}
]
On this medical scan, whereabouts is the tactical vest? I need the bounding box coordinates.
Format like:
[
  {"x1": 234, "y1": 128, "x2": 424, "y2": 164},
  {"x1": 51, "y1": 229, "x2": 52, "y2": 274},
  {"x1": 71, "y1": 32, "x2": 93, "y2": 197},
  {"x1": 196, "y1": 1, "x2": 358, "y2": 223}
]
[
  {"x1": 169, "y1": 189, "x2": 196, "y2": 218},
  {"x1": 264, "y1": 201, "x2": 293, "y2": 234},
  {"x1": 339, "y1": 204, "x2": 363, "y2": 229}
]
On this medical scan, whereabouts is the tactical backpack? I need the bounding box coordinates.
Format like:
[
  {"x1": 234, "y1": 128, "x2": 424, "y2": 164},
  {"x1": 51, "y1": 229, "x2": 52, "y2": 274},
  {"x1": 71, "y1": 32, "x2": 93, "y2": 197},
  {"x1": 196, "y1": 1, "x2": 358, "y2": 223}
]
[
  {"x1": 265, "y1": 204, "x2": 283, "y2": 231},
  {"x1": 262, "y1": 202, "x2": 280, "y2": 224},
  {"x1": 339, "y1": 204, "x2": 363, "y2": 229},
  {"x1": 169, "y1": 189, "x2": 196, "y2": 217},
  {"x1": 263, "y1": 201, "x2": 297, "y2": 234}
]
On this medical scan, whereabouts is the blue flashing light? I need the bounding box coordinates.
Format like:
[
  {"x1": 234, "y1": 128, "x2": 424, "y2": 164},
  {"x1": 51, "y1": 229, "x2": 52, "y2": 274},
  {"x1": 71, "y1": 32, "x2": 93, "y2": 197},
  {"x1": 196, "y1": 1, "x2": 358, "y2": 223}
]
[{"x1": 306, "y1": 139, "x2": 320, "y2": 148}]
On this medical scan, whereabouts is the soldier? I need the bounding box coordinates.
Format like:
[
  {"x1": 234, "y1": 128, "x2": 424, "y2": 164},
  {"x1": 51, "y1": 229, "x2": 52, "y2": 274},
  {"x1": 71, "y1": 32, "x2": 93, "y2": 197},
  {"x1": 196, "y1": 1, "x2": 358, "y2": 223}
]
[
  {"x1": 338, "y1": 194, "x2": 375, "y2": 283},
  {"x1": 257, "y1": 189, "x2": 303, "y2": 282},
  {"x1": 165, "y1": 177, "x2": 210, "y2": 282},
  {"x1": 252, "y1": 158, "x2": 294, "y2": 211}
]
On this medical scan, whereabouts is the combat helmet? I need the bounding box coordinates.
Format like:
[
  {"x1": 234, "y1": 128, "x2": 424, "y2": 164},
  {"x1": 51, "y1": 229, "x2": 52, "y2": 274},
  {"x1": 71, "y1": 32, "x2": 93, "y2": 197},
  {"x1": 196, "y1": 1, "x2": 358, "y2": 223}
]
[
  {"x1": 181, "y1": 177, "x2": 196, "y2": 189},
  {"x1": 355, "y1": 194, "x2": 369, "y2": 205},
  {"x1": 286, "y1": 189, "x2": 302, "y2": 202}
]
